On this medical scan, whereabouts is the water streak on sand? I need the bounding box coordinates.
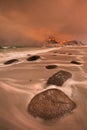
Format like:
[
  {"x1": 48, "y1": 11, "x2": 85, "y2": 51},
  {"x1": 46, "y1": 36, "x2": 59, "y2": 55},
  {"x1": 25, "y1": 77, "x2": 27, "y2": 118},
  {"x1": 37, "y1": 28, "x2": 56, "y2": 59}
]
[
  {"x1": 0, "y1": 46, "x2": 87, "y2": 130},
  {"x1": 0, "y1": 47, "x2": 60, "y2": 62}
]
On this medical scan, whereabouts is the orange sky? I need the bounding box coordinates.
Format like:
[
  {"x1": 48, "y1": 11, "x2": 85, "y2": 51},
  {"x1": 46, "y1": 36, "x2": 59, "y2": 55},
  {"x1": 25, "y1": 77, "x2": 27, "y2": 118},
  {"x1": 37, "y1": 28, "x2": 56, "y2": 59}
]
[{"x1": 0, "y1": 0, "x2": 87, "y2": 45}]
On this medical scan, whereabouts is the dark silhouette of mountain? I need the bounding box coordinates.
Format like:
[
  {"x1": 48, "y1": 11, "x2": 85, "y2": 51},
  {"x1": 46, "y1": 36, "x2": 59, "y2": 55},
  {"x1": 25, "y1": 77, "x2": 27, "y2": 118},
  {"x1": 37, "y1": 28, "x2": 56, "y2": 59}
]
[
  {"x1": 0, "y1": 36, "x2": 85, "y2": 48},
  {"x1": 63, "y1": 40, "x2": 85, "y2": 46},
  {"x1": 46, "y1": 36, "x2": 85, "y2": 46}
]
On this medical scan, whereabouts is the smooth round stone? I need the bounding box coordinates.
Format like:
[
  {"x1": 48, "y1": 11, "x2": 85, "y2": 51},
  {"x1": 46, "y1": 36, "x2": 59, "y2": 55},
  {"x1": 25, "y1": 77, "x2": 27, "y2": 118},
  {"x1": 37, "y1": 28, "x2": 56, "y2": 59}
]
[
  {"x1": 45, "y1": 65, "x2": 58, "y2": 69},
  {"x1": 4, "y1": 59, "x2": 18, "y2": 65},
  {"x1": 71, "y1": 60, "x2": 81, "y2": 65},
  {"x1": 46, "y1": 70, "x2": 72, "y2": 86},
  {"x1": 28, "y1": 89, "x2": 76, "y2": 120},
  {"x1": 27, "y1": 55, "x2": 40, "y2": 61}
]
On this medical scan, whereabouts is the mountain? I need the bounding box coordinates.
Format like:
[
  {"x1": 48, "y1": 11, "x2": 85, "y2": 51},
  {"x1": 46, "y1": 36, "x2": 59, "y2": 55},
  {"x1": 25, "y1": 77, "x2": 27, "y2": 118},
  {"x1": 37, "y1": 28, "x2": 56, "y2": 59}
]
[
  {"x1": 45, "y1": 36, "x2": 85, "y2": 46},
  {"x1": 0, "y1": 35, "x2": 85, "y2": 48}
]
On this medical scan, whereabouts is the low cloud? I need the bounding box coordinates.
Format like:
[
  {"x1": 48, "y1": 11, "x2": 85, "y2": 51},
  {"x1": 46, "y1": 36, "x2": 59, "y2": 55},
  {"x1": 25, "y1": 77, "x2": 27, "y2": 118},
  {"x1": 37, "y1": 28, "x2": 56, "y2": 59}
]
[{"x1": 0, "y1": 0, "x2": 87, "y2": 45}]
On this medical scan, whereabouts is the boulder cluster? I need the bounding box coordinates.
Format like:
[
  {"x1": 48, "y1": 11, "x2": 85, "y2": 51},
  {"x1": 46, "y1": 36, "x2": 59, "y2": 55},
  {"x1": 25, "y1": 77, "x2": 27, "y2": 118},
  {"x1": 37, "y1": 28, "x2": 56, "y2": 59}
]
[
  {"x1": 28, "y1": 70, "x2": 76, "y2": 120},
  {"x1": 4, "y1": 55, "x2": 40, "y2": 65}
]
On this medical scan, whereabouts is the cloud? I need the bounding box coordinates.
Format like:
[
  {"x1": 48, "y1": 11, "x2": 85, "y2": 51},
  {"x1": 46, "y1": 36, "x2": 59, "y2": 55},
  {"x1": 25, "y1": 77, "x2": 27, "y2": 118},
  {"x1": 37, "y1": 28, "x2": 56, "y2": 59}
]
[{"x1": 0, "y1": 0, "x2": 87, "y2": 45}]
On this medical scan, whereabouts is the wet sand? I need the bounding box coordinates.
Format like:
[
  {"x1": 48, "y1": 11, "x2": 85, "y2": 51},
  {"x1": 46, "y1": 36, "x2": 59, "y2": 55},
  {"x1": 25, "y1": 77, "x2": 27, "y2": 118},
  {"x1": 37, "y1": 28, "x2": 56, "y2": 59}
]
[{"x1": 0, "y1": 46, "x2": 87, "y2": 130}]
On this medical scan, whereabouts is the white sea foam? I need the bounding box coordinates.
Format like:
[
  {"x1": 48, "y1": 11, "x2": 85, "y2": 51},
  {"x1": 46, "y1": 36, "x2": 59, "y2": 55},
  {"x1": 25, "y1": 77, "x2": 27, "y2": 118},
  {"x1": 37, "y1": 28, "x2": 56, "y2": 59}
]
[
  {"x1": 0, "y1": 47, "x2": 61, "y2": 67},
  {"x1": 0, "y1": 47, "x2": 60, "y2": 61}
]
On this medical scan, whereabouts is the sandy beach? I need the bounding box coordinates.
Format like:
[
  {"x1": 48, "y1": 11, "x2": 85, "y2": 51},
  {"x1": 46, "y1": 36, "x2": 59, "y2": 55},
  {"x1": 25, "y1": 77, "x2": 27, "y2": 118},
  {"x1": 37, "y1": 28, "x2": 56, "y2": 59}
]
[{"x1": 0, "y1": 46, "x2": 87, "y2": 130}]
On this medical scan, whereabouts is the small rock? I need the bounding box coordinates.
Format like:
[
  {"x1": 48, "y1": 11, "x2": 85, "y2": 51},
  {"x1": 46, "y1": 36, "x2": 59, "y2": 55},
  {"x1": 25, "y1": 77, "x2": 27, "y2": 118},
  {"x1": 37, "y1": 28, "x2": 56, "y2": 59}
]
[
  {"x1": 4, "y1": 59, "x2": 18, "y2": 65},
  {"x1": 53, "y1": 54, "x2": 57, "y2": 56},
  {"x1": 27, "y1": 55, "x2": 40, "y2": 61},
  {"x1": 28, "y1": 89, "x2": 76, "y2": 120},
  {"x1": 27, "y1": 54, "x2": 31, "y2": 56},
  {"x1": 46, "y1": 70, "x2": 72, "y2": 86},
  {"x1": 54, "y1": 51, "x2": 58, "y2": 53},
  {"x1": 71, "y1": 60, "x2": 81, "y2": 65},
  {"x1": 45, "y1": 65, "x2": 58, "y2": 69},
  {"x1": 68, "y1": 53, "x2": 72, "y2": 55},
  {"x1": 59, "y1": 52, "x2": 66, "y2": 54}
]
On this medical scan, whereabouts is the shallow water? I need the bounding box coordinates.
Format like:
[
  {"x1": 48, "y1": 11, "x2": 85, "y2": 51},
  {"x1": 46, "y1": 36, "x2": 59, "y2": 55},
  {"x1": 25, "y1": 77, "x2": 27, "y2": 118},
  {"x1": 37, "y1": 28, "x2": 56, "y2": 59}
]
[{"x1": 0, "y1": 46, "x2": 87, "y2": 130}]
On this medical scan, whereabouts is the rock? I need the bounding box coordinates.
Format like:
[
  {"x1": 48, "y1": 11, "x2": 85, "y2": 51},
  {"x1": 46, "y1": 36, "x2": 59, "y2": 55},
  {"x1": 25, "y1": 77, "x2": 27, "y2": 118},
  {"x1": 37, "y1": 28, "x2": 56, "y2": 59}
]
[
  {"x1": 27, "y1": 54, "x2": 31, "y2": 56},
  {"x1": 27, "y1": 55, "x2": 40, "y2": 61},
  {"x1": 59, "y1": 52, "x2": 66, "y2": 54},
  {"x1": 28, "y1": 89, "x2": 76, "y2": 120},
  {"x1": 53, "y1": 54, "x2": 57, "y2": 56},
  {"x1": 45, "y1": 65, "x2": 58, "y2": 69},
  {"x1": 54, "y1": 51, "x2": 58, "y2": 53},
  {"x1": 4, "y1": 59, "x2": 18, "y2": 65},
  {"x1": 68, "y1": 53, "x2": 72, "y2": 55},
  {"x1": 71, "y1": 60, "x2": 81, "y2": 65},
  {"x1": 46, "y1": 70, "x2": 72, "y2": 86},
  {"x1": 63, "y1": 40, "x2": 84, "y2": 46}
]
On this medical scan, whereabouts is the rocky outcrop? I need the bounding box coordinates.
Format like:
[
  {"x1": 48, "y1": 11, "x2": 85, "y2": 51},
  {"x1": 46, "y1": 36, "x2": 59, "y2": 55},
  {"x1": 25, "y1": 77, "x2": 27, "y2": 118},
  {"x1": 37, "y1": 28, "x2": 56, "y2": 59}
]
[
  {"x1": 27, "y1": 55, "x2": 40, "y2": 61},
  {"x1": 71, "y1": 60, "x2": 81, "y2": 65},
  {"x1": 46, "y1": 70, "x2": 72, "y2": 86},
  {"x1": 4, "y1": 59, "x2": 18, "y2": 65},
  {"x1": 28, "y1": 89, "x2": 76, "y2": 120},
  {"x1": 45, "y1": 65, "x2": 58, "y2": 69},
  {"x1": 63, "y1": 40, "x2": 84, "y2": 46}
]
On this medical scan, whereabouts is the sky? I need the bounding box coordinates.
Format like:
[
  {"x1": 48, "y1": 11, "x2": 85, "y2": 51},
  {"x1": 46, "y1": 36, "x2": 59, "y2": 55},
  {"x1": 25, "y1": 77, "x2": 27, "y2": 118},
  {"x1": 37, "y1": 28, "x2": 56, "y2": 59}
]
[{"x1": 0, "y1": 0, "x2": 87, "y2": 45}]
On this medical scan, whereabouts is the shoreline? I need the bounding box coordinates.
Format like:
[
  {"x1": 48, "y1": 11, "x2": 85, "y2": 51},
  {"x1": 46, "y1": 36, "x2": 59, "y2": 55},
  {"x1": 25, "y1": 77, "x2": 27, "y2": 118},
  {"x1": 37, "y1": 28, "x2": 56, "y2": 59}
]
[
  {"x1": 0, "y1": 47, "x2": 61, "y2": 65},
  {"x1": 0, "y1": 46, "x2": 87, "y2": 130}
]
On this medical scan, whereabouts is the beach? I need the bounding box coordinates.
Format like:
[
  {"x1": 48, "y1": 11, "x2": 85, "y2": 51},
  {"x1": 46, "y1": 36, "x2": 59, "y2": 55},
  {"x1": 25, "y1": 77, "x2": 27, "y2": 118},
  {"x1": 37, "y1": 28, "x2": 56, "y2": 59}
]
[{"x1": 0, "y1": 46, "x2": 87, "y2": 130}]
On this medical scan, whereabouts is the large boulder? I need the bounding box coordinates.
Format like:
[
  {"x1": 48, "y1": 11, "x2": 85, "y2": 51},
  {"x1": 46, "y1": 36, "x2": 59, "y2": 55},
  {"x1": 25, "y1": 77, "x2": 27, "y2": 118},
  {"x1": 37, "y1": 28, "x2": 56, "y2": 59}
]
[
  {"x1": 27, "y1": 55, "x2": 40, "y2": 61},
  {"x1": 4, "y1": 59, "x2": 18, "y2": 65},
  {"x1": 28, "y1": 89, "x2": 76, "y2": 120},
  {"x1": 46, "y1": 70, "x2": 72, "y2": 86}
]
